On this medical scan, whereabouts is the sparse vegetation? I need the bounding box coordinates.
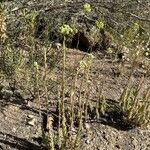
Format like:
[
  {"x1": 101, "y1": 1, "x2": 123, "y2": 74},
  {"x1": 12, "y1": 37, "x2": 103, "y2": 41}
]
[
  {"x1": 119, "y1": 75, "x2": 150, "y2": 128},
  {"x1": 0, "y1": 1, "x2": 150, "y2": 150}
]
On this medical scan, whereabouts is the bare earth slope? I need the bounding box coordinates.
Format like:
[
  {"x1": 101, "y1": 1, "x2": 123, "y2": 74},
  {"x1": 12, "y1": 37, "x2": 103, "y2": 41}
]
[{"x1": 0, "y1": 48, "x2": 150, "y2": 150}]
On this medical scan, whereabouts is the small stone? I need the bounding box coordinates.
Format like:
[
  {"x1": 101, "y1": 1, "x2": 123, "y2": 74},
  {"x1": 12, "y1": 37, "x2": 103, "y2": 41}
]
[
  {"x1": 85, "y1": 123, "x2": 90, "y2": 131},
  {"x1": 14, "y1": 90, "x2": 23, "y2": 99},
  {"x1": 12, "y1": 127, "x2": 16, "y2": 132},
  {"x1": 1, "y1": 89, "x2": 13, "y2": 99},
  {"x1": 53, "y1": 43, "x2": 62, "y2": 49},
  {"x1": 85, "y1": 138, "x2": 90, "y2": 144},
  {"x1": 27, "y1": 114, "x2": 36, "y2": 126},
  {"x1": 27, "y1": 118, "x2": 36, "y2": 126},
  {"x1": 27, "y1": 114, "x2": 34, "y2": 119}
]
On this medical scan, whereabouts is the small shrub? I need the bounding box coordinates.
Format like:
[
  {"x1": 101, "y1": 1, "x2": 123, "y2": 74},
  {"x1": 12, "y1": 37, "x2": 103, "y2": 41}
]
[{"x1": 119, "y1": 77, "x2": 150, "y2": 127}]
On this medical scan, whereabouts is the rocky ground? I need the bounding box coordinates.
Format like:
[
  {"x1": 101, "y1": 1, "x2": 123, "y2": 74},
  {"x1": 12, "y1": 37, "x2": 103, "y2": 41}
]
[
  {"x1": 0, "y1": 0, "x2": 150, "y2": 150},
  {"x1": 0, "y1": 48, "x2": 150, "y2": 150}
]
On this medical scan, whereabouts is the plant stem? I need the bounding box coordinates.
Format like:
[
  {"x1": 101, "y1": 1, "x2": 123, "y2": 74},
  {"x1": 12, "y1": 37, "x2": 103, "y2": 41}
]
[{"x1": 61, "y1": 35, "x2": 66, "y2": 136}]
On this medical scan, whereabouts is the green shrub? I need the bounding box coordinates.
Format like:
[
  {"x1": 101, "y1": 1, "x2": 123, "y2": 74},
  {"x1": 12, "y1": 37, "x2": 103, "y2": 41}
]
[{"x1": 119, "y1": 77, "x2": 150, "y2": 127}]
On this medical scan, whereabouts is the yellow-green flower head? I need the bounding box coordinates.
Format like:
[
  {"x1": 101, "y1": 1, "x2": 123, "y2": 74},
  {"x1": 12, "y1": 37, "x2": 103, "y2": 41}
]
[
  {"x1": 145, "y1": 52, "x2": 149, "y2": 57},
  {"x1": 96, "y1": 20, "x2": 104, "y2": 29},
  {"x1": 34, "y1": 61, "x2": 38, "y2": 66},
  {"x1": 107, "y1": 48, "x2": 113, "y2": 54},
  {"x1": 80, "y1": 60, "x2": 88, "y2": 69},
  {"x1": 34, "y1": 61, "x2": 39, "y2": 69},
  {"x1": 83, "y1": 3, "x2": 91, "y2": 13},
  {"x1": 133, "y1": 22, "x2": 139, "y2": 32},
  {"x1": 60, "y1": 24, "x2": 73, "y2": 35},
  {"x1": 71, "y1": 26, "x2": 78, "y2": 34},
  {"x1": 136, "y1": 50, "x2": 140, "y2": 56},
  {"x1": 87, "y1": 53, "x2": 94, "y2": 60}
]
